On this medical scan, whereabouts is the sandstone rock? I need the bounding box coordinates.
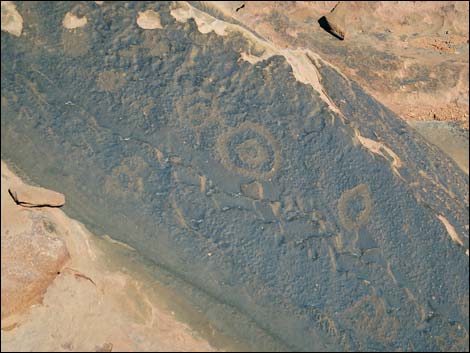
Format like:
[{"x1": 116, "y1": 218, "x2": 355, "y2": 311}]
[
  {"x1": 8, "y1": 184, "x2": 65, "y2": 207},
  {"x1": 1, "y1": 162, "x2": 70, "y2": 319},
  {"x1": 321, "y1": 2, "x2": 348, "y2": 40},
  {"x1": 1, "y1": 2, "x2": 468, "y2": 351},
  {"x1": 136, "y1": 10, "x2": 163, "y2": 30},
  {"x1": 62, "y1": 12, "x2": 88, "y2": 30},
  {"x1": 95, "y1": 342, "x2": 113, "y2": 352}
]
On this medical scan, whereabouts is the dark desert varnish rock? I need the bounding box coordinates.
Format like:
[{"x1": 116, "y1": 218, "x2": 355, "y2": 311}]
[{"x1": 1, "y1": 1, "x2": 468, "y2": 351}]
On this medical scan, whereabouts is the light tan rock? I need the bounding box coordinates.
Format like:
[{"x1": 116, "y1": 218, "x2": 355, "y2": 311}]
[
  {"x1": 136, "y1": 9, "x2": 163, "y2": 29},
  {"x1": 205, "y1": 1, "x2": 469, "y2": 128},
  {"x1": 323, "y1": 1, "x2": 348, "y2": 40},
  {"x1": 8, "y1": 183, "x2": 65, "y2": 207},
  {"x1": 1, "y1": 161, "x2": 221, "y2": 351},
  {"x1": 62, "y1": 12, "x2": 88, "y2": 30},
  {"x1": 1, "y1": 162, "x2": 69, "y2": 319},
  {"x1": 1, "y1": 1, "x2": 23, "y2": 37}
]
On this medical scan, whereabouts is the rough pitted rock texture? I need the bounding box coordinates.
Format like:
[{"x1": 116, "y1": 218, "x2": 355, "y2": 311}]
[
  {"x1": 1, "y1": 2, "x2": 468, "y2": 351},
  {"x1": 1, "y1": 162, "x2": 69, "y2": 319},
  {"x1": 207, "y1": 1, "x2": 469, "y2": 128}
]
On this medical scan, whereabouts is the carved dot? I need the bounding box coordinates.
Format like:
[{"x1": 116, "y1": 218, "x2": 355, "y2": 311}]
[{"x1": 235, "y1": 139, "x2": 269, "y2": 168}]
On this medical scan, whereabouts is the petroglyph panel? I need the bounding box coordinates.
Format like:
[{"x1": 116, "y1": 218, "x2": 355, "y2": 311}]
[
  {"x1": 1, "y1": 1, "x2": 468, "y2": 351},
  {"x1": 217, "y1": 122, "x2": 281, "y2": 179}
]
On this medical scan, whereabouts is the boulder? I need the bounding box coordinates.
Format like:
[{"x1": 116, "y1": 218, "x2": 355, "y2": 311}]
[{"x1": 1, "y1": 163, "x2": 70, "y2": 319}]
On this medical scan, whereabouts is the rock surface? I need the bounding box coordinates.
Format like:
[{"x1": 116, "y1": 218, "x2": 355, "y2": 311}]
[
  {"x1": 1, "y1": 1, "x2": 23, "y2": 37},
  {"x1": 409, "y1": 121, "x2": 469, "y2": 174},
  {"x1": 136, "y1": 9, "x2": 163, "y2": 30},
  {"x1": 8, "y1": 183, "x2": 65, "y2": 207},
  {"x1": 1, "y1": 1, "x2": 468, "y2": 351},
  {"x1": 1, "y1": 161, "x2": 69, "y2": 319},
  {"x1": 321, "y1": 2, "x2": 347, "y2": 40},
  {"x1": 62, "y1": 12, "x2": 88, "y2": 30},
  {"x1": 1, "y1": 161, "x2": 222, "y2": 351},
  {"x1": 207, "y1": 1, "x2": 469, "y2": 128}
]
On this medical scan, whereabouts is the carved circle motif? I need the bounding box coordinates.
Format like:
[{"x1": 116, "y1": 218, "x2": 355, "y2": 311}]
[
  {"x1": 217, "y1": 122, "x2": 281, "y2": 179},
  {"x1": 338, "y1": 184, "x2": 372, "y2": 230}
]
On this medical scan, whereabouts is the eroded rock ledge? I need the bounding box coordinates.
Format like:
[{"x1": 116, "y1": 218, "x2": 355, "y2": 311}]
[
  {"x1": 8, "y1": 184, "x2": 65, "y2": 208},
  {"x1": 1, "y1": 161, "x2": 218, "y2": 351}
]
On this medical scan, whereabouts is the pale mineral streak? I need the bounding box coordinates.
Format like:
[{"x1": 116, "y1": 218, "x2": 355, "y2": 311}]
[
  {"x1": 62, "y1": 12, "x2": 88, "y2": 30},
  {"x1": 136, "y1": 9, "x2": 163, "y2": 30},
  {"x1": 169, "y1": 1, "x2": 343, "y2": 114}
]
